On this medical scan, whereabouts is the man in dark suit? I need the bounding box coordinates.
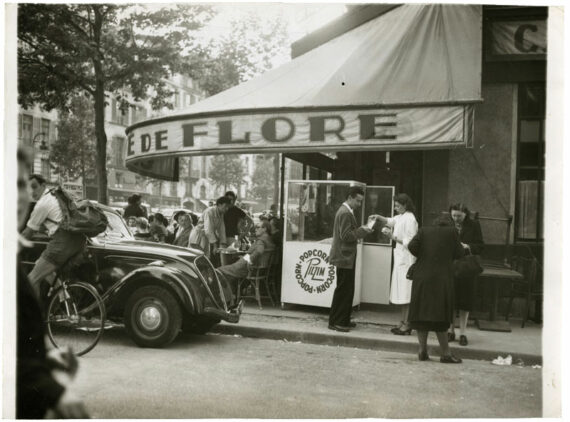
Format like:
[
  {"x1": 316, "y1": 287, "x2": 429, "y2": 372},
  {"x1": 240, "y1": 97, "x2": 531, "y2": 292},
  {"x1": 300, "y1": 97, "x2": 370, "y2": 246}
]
[{"x1": 328, "y1": 186, "x2": 372, "y2": 332}]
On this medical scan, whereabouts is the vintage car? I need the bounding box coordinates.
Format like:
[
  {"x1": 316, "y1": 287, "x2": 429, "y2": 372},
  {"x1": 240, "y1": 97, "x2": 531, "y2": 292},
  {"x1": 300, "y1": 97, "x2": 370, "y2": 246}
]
[{"x1": 19, "y1": 203, "x2": 242, "y2": 348}]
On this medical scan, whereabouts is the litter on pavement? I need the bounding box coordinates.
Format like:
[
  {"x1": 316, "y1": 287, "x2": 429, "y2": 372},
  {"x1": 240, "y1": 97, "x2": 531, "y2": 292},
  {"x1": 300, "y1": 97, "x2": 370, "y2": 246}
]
[{"x1": 491, "y1": 355, "x2": 512, "y2": 366}]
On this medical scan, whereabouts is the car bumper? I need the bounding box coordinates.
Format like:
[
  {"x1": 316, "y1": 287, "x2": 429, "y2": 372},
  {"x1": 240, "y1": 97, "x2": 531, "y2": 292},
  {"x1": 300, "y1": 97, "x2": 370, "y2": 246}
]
[{"x1": 203, "y1": 299, "x2": 244, "y2": 323}]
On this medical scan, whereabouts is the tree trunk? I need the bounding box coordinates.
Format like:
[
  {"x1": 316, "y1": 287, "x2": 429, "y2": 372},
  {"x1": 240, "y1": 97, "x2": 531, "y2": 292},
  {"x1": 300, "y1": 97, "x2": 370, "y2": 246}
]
[
  {"x1": 94, "y1": 81, "x2": 108, "y2": 204},
  {"x1": 93, "y1": 8, "x2": 108, "y2": 205}
]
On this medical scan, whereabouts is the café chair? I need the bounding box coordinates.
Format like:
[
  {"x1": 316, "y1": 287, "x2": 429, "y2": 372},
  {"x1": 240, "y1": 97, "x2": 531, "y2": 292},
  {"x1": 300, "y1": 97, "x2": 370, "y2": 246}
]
[
  {"x1": 504, "y1": 255, "x2": 541, "y2": 328},
  {"x1": 237, "y1": 250, "x2": 275, "y2": 310}
]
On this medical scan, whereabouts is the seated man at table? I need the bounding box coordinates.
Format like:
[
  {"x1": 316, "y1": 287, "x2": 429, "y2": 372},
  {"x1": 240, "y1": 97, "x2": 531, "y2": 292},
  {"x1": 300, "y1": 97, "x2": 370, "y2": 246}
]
[{"x1": 216, "y1": 220, "x2": 274, "y2": 295}]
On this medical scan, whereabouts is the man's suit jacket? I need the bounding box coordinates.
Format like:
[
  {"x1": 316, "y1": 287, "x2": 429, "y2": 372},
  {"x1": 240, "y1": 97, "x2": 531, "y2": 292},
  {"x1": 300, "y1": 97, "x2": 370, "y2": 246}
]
[{"x1": 329, "y1": 204, "x2": 369, "y2": 269}]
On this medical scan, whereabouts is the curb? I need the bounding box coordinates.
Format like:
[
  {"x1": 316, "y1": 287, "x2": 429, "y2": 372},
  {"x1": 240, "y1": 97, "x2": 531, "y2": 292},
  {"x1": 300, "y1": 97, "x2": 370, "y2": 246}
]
[{"x1": 211, "y1": 323, "x2": 543, "y2": 366}]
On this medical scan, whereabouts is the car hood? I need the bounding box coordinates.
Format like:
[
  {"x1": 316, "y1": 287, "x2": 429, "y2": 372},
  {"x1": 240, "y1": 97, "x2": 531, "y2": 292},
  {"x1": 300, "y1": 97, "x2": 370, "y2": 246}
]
[{"x1": 96, "y1": 238, "x2": 204, "y2": 259}]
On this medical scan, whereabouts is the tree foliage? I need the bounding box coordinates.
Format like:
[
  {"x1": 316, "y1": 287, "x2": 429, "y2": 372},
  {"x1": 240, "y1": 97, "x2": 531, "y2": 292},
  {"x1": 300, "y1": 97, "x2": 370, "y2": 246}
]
[
  {"x1": 50, "y1": 95, "x2": 97, "y2": 186},
  {"x1": 208, "y1": 155, "x2": 245, "y2": 193},
  {"x1": 18, "y1": 4, "x2": 214, "y2": 203},
  {"x1": 194, "y1": 13, "x2": 289, "y2": 96},
  {"x1": 249, "y1": 155, "x2": 276, "y2": 208}
]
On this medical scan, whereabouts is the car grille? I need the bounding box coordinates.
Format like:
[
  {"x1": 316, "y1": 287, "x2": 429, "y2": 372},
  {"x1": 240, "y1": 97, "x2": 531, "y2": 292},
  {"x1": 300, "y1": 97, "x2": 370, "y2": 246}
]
[{"x1": 195, "y1": 256, "x2": 225, "y2": 308}]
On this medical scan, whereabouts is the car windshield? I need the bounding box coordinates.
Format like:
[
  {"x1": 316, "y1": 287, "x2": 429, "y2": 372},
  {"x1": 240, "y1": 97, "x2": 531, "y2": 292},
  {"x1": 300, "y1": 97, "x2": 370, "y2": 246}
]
[{"x1": 98, "y1": 211, "x2": 133, "y2": 240}]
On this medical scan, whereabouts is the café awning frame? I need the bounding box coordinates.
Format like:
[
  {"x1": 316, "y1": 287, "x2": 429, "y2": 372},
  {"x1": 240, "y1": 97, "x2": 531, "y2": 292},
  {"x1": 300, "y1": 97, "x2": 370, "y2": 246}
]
[{"x1": 125, "y1": 4, "x2": 482, "y2": 181}]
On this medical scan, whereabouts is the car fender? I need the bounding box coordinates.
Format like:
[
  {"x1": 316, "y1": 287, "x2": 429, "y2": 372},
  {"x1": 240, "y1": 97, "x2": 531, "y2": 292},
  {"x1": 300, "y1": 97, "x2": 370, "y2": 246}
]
[{"x1": 103, "y1": 266, "x2": 203, "y2": 315}]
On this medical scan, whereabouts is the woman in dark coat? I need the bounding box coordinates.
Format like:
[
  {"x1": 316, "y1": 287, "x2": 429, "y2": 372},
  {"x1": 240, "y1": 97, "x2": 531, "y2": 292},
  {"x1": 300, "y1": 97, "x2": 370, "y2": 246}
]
[
  {"x1": 408, "y1": 215, "x2": 465, "y2": 363},
  {"x1": 448, "y1": 203, "x2": 484, "y2": 346}
]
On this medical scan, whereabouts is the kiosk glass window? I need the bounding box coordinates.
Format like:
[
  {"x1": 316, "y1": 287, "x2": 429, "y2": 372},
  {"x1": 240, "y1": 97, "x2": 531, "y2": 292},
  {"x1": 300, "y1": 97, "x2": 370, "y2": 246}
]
[
  {"x1": 363, "y1": 186, "x2": 394, "y2": 245},
  {"x1": 285, "y1": 181, "x2": 362, "y2": 242}
]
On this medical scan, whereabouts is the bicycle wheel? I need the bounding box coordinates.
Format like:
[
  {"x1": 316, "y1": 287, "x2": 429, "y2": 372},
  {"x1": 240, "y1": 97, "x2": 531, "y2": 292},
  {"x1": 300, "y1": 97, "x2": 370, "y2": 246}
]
[{"x1": 46, "y1": 281, "x2": 106, "y2": 356}]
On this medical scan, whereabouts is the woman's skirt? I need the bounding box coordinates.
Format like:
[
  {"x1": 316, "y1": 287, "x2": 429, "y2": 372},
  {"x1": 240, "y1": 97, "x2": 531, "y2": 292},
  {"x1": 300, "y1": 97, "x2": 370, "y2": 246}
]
[
  {"x1": 409, "y1": 321, "x2": 450, "y2": 332},
  {"x1": 454, "y1": 276, "x2": 476, "y2": 311}
]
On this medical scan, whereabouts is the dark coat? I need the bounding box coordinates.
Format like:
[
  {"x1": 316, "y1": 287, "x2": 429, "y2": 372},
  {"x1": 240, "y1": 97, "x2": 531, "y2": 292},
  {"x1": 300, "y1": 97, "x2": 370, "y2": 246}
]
[
  {"x1": 172, "y1": 226, "x2": 193, "y2": 247},
  {"x1": 123, "y1": 204, "x2": 147, "y2": 219},
  {"x1": 457, "y1": 217, "x2": 484, "y2": 256},
  {"x1": 329, "y1": 204, "x2": 369, "y2": 269},
  {"x1": 17, "y1": 263, "x2": 65, "y2": 419},
  {"x1": 407, "y1": 226, "x2": 465, "y2": 325},
  {"x1": 454, "y1": 217, "x2": 485, "y2": 310}
]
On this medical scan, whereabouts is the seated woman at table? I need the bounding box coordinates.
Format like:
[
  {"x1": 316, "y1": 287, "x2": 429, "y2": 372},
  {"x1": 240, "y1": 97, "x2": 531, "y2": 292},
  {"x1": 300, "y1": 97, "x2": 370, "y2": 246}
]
[
  {"x1": 172, "y1": 212, "x2": 193, "y2": 247},
  {"x1": 407, "y1": 215, "x2": 465, "y2": 363},
  {"x1": 216, "y1": 220, "x2": 274, "y2": 295},
  {"x1": 448, "y1": 203, "x2": 484, "y2": 347}
]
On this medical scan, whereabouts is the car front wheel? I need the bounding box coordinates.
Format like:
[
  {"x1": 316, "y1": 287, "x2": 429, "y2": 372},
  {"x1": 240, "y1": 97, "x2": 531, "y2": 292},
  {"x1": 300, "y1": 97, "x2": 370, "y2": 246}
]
[{"x1": 124, "y1": 285, "x2": 182, "y2": 348}]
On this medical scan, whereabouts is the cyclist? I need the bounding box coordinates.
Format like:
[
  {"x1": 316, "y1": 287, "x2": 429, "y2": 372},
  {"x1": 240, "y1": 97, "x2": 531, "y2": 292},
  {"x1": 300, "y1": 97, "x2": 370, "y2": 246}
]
[
  {"x1": 21, "y1": 174, "x2": 86, "y2": 298},
  {"x1": 17, "y1": 149, "x2": 89, "y2": 418}
]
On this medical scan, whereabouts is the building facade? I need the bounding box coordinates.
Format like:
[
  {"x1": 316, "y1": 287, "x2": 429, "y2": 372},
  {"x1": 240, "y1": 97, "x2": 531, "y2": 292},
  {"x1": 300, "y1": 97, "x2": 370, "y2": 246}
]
[
  {"x1": 17, "y1": 75, "x2": 261, "y2": 211},
  {"x1": 290, "y1": 5, "x2": 546, "y2": 257}
]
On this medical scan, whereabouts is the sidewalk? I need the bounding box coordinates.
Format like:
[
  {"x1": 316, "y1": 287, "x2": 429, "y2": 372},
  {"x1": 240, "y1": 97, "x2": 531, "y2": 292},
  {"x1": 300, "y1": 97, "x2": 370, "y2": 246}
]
[{"x1": 212, "y1": 302, "x2": 543, "y2": 366}]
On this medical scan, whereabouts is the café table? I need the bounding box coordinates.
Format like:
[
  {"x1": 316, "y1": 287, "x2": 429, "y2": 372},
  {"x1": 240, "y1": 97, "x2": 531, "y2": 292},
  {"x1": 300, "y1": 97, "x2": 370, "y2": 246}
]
[
  {"x1": 476, "y1": 263, "x2": 523, "y2": 332},
  {"x1": 218, "y1": 248, "x2": 246, "y2": 267}
]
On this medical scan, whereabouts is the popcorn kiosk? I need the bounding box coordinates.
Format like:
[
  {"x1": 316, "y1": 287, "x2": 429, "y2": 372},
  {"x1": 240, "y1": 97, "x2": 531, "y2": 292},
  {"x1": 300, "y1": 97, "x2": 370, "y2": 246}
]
[
  {"x1": 281, "y1": 180, "x2": 395, "y2": 308},
  {"x1": 281, "y1": 180, "x2": 365, "y2": 308}
]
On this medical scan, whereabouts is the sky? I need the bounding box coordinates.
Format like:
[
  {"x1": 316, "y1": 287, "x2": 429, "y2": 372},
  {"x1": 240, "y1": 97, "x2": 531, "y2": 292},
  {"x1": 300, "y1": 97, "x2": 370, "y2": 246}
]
[{"x1": 193, "y1": 3, "x2": 347, "y2": 67}]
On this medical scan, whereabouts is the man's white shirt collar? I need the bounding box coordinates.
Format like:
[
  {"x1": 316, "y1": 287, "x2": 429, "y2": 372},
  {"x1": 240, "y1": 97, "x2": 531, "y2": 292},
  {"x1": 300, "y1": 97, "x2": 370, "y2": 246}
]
[{"x1": 342, "y1": 202, "x2": 354, "y2": 216}]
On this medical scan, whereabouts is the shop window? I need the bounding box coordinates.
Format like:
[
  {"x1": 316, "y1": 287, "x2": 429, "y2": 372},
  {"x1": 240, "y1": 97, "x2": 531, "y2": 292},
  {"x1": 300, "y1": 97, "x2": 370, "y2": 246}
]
[{"x1": 516, "y1": 83, "x2": 545, "y2": 241}]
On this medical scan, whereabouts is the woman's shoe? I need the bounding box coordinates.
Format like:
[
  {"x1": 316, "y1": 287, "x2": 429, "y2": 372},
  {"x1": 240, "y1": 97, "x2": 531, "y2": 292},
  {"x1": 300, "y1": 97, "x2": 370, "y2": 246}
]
[
  {"x1": 447, "y1": 332, "x2": 456, "y2": 342},
  {"x1": 440, "y1": 354, "x2": 462, "y2": 364},
  {"x1": 390, "y1": 326, "x2": 401, "y2": 334},
  {"x1": 459, "y1": 335, "x2": 468, "y2": 346},
  {"x1": 392, "y1": 327, "x2": 412, "y2": 336},
  {"x1": 418, "y1": 351, "x2": 430, "y2": 361}
]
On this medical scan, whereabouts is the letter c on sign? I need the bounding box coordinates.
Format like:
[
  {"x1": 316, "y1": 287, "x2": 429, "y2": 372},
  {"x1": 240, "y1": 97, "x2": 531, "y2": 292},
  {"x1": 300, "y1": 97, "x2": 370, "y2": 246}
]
[
  {"x1": 514, "y1": 24, "x2": 539, "y2": 53},
  {"x1": 262, "y1": 117, "x2": 295, "y2": 142}
]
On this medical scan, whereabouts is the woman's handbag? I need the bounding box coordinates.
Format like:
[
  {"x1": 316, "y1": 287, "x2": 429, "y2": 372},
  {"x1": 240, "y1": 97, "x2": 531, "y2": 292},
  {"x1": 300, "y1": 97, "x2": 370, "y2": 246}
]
[{"x1": 453, "y1": 254, "x2": 483, "y2": 279}]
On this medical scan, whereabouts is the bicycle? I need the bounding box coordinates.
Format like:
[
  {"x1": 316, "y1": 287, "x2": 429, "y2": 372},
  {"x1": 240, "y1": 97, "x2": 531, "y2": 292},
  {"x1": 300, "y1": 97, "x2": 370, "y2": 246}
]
[{"x1": 45, "y1": 264, "x2": 106, "y2": 356}]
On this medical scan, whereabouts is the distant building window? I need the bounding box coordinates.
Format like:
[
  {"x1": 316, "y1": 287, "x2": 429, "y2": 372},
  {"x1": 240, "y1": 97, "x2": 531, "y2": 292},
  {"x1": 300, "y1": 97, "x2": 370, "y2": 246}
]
[
  {"x1": 41, "y1": 158, "x2": 50, "y2": 179},
  {"x1": 113, "y1": 137, "x2": 125, "y2": 168},
  {"x1": 111, "y1": 99, "x2": 117, "y2": 122},
  {"x1": 41, "y1": 119, "x2": 51, "y2": 142},
  {"x1": 22, "y1": 114, "x2": 33, "y2": 144},
  {"x1": 201, "y1": 156, "x2": 207, "y2": 179}
]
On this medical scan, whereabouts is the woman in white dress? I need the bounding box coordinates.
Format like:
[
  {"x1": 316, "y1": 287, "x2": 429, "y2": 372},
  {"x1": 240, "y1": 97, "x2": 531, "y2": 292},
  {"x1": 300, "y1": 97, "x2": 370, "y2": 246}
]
[{"x1": 372, "y1": 193, "x2": 418, "y2": 335}]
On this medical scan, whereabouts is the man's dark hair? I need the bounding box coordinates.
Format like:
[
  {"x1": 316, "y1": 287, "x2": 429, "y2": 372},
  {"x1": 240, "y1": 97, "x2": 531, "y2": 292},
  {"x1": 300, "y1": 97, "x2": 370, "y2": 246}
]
[
  {"x1": 216, "y1": 196, "x2": 231, "y2": 206},
  {"x1": 347, "y1": 185, "x2": 364, "y2": 199},
  {"x1": 29, "y1": 173, "x2": 46, "y2": 185},
  {"x1": 225, "y1": 191, "x2": 237, "y2": 199},
  {"x1": 154, "y1": 212, "x2": 167, "y2": 226},
  {"x1": 128, "y1": 194, "x2": 142, "y2": 205}
]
